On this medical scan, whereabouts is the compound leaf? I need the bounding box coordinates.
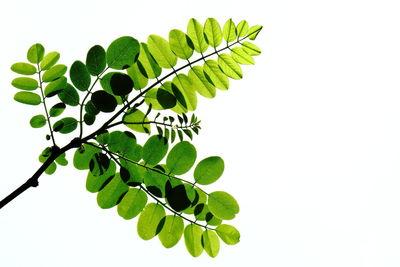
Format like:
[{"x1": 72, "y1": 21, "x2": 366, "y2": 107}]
[
  {"x1": 117, "y1": 188, "x2": 147, "y2": 220},
  {"x1": 106, "y1": 36, "x2": 140, "y2": 70},
  {"x1": 158, "y1": 215, "x2": 184, "y2": 248},
  {"x1": 166, "y1": 141, "x2": 196, "y2": 175},
  {"x1": 137, "y1": 203, "x2": 165, "y2": 240}
]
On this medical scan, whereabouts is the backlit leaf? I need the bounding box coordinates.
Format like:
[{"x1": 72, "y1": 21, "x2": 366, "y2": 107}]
[
  {"x1": 49, "y1": 102, "x2": 66, "y2": 117},
  {"x1": 126, "y1": 63, "x2": 148, "y2": 90},
  {"x1": 30, "y1": 114, "x2": 46, "y2": 128},
  {"x1": 44, "y1": 76, "x2": 67, "y2": 97},
  {"x1": 201, "y1": 230, "x2": 220, "y2": 258},
  {"x1": 208, "y1": 191, "x2": 239, "y2": 220},
  {"x1": 97, "y1": 173, "x2": 128, "y2": 209},
  {"x1": 91, "y1": 90, "x2": 117, "y2": 113},
  {"x1": 187, "y1": 18, "x2": 208, "y2": 53},
  {"x1": 218, "y1": 53, "x2": 243, "y2": 79},
  {"x1": 89, "y1": 153, "x2": 111, "y2": 176},
  {"x1": 147, "y1": 34, "x2": 177, "y2": 69},
  {"x1": 241, "y1": 41, "x2": 261, "y2": 55},
  {"x1": 42, "y1": 64, "x2": 67, "y2": 82},
  {"x1": 70, "y1": 61, "x2": 91, "y2": 91},
  {"x1": 204, "y1": 18, "x2": 222, "y2": 48},
  {"x1": 143, "y1": 169, "x2": 168, "y2": 198},
  {"x1": 166, "y1": 141, "x2": 196, "y2": 175},
  {"x1": 40, "y1": 51, "x2": 60, "y2": 70},
  {"x1": 184, "y1": 224, "x2": 203, "y2": 257},
  {"x1": 58, "y1": 83, "x2": 80, "y2": 106},
  {"x1": 137, "y1": 42, "x2": 161, "y2": 79},
  {"x1": 248, "y1": 25, "x2": 263, "y2": 40},
  {"x1": 157, "y1": 88, "x2": 177, "y2": 109},
  {"x1": 203, "y1": 60, "x2": 229, "y2": 90},
  {"x1": 142, "y1": 135, "x2": 169, "y2": 166},
  {"x1": 11, "y1": 62, "x2": 36, "y2": 75},
  {"x1": 230, "y1": 47, "x2": 255, "y2": 65},
  {"x1": 109, "y1": 73, "x2": 134, "y2": 96},
  {"x1": 11, "y1": 77, "x2": 38, "y2": 90},
  {"x1": 158, "y1": 215, "x2": 184, "y2": 248},
  {"x1": 137, "y1": 203, "x2": 166, "y2": 240},
  {"x1": 172, "y1": 74, "x2": 197, "y2": 111},
  {"x1": 215, "y1": 224, "x2": 240, "y2": 245},
  {"x1": 73, "y1": 143, "x2": 101, "y2": 170},
  {"x1": 169, "y1": 29, "x2": 194, "y2": 60},
  {"x1": 117, "y1": 188, "x2": 147, "y2": 219},
  {"x1": 14, "y1": 91, "x2": 41, "y2": 105},
  {"x1": 236, "y1": 20, "x2": 249, "y2": 38},
  {"x1": 86, "y1": 160, "x2": 116, "y2": 193},
  {"x1": 106, "y1": 36, "x2": 140, "y2": 70},
  {"x1": 45, "y1": 162, "x2": 57, "y2": 175},
  {"x1": 194, "y1": 156, "x2": 224, "y2": 185},
  {"x1": 53, "y1": 117, "x2": 77, "y2": 134},
  {"x1": 188, "y1": 66, "x2": 216, "y2": 98},
  {"x1": 27, "y1": 43, "x2": 45, "y2": 64},
  {"x1": 86, "y1": 45, "x2": 106, "y2": 76},
  {"x1": 223, "y1": 19, "x2": 237, "y2": 43},
  {"x1": 123, "y1": 109, "x2": 151, "y2": 134}
]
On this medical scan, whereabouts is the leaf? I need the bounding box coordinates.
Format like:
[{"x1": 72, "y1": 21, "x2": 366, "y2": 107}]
[
  {"x1": 73, "y1": 143, "x2": 101, "y2": 170},
  {"x1": 97, "y1": 173, "x2": 128, "y2": 209},
  {"x1": 194, "y1": 203, "x2": 210, "y2": 221},
  {"x1": 166, "y1": 141, "x2": 196, "y2": 175},
  {"x1": 11, "y1": 77, "x2": 38, "y2": 90},
  {"x1": 40, "y1": 51, "x2": 60, "y2": 70},
  {"x1": 201, "y1": 230, "x2": 220, "y2": 258},
  {"x1": 188, "y1": 66, "x2": 216, "y2": 98},
  {"x1": 91, "y1": 90, "x2": 117, "y2": 113},
  {"x1": 204, "y1": 18, "x2": 223, "y2": 48},
  {"x1": 11, "y1": 62, "x2": 36, "y2": 75},
  {"x1": 157, "y1": 88, "x2": 176, "y2": 109},
  {"x1": 142, "y1": 135, "x2": 169, "y2": 166},
  {"x1": 137, "y1": 203, "x2": 166, "y2": 240},
  {"x1": 44, "y1": 76, "x2": 67, "y2": 97},
  {"x1": 30, "y1": 114, "x2": 46, "y2": 128},
  {"x1": 194, "y1": 156, "x2": 224, "y2": 185},
  {"x1": 248, "y1": 25, "x2": 263, "y2": 40},
  {"x1": 137, "y1": 42, "x2": 161, "y2": 79},
  {"x1": 205, "y1": 212, "x2": 222, "y2": 226},
  {"x1": 85, "y1": 100, "x2": 100, "y2": 115},
  {"x1": 187, "y1": 18, "x2": 208, "y2": 53},
  {"x1": 55, "y1": 153, "x2": 68, "y2": 166},
  {"x1": 172, "y1": 74, "x2": 197, "y2": 111},
  {"x1": 169, "y1": 29, "x2": 194, "y2": 60},
  {"x1": 58, "y1": 83, "x2": 80, "y2": 106},
  {"x1": 14, "y1": 91, "x2": 41, "y2": 105},
  {"x1": 218, "y1": 53, "x2": 243, "y2": 79},
  {"x1": 230, "y1": 47, "x2": 255, "y2": 65},
  {"x1": 45, "y1": 162, "x2": 57, "y2": 175},
  {"x1": 208, "y1": 191, "x2": 239, "y2": 220},
  {"x1": 86, "y1": 160, "x2": 116, "y2": 193},
  {"x1": 86, "y1": 45, "x2": 106, "y2": 76},
  {"x1": 84, "y1": 113, "x2": 96, "y2": 126},
  {"x1": 109, "y1": 73, "x2": 134, "y2": 96},
  {"x1": 223, "y1": 19, "x2": 237, "y2": 43},
  {"x1": 107, "y1": 36, "x2": 140, "y2": 70},
  {"x1": 143, "y1": 170, "x2": 168, "y2": 198},
  {"x1": 147, "y1": 34, "x2": 177, "y2": 69},
  {"x1": 126, "y1": 63, "x2": 148, "y2": 90},
  {"x1": 42, "y1": 64, "x2": 67, "y2": 82},
  {"x1": 117, "y1": 188, "x2": 147, "y2": 220},
  {"x1": 120, "y1": 160, "x2": 144, "y2": 186},
  {"x1": 49, "y1": 102, "x2": 66, "y2": 117},
  {"x1": 27, "y1": 43, "x2": 45, "y2": 64},
  {"x1": 123, "y1": 109, "x2": 151, "y2": 134},
  {"x1": 236, "y1": 20, "x2": 249, "y2": 38},
  {"x1": 158, "y1": 215, "x2": 184, "y2": 248},
  {"x1": 203, "y1": 60, "x2": 229, "y2": 90},
  {"x1": 184, "y1": 224, "x2": 203, "y2": 257},
  {"x1": 53, "y1": 117, "x2": 78, "y2": 134},
  {"x1": 70, "y1": 61, "x2": 91, "y2": 91},
  {"x1": 166, "y1": 184, "x2": 193, "y2": 212},
  {"x1": 99, "y1": 72, "x2": 124, "y2": 104},
  {"x1": 215, "y1": 224, "x2": 240, "y2": 245},
  {"x1": 241, "y1": 41, "x2": 261, "y2": 55},
  {"x1": 89, "y1": 153, "x2": 111, "y2": 176}
]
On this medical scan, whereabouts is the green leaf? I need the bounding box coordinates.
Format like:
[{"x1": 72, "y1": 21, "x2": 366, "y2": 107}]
[
  {"x1": 208, "y1": 191, "x2": 239, "y2": 220},
  {"x1": 218, "y1": 53, "x2": 243, "y2": 79},
  {"x1": 169, "y1": 29, "x2": 194, "y2": 60},
  {"x1": 143, "y1": 169, "x2": 168, "y2": 198},
  {"x1": 194, "y1": 156, "x2": 224, "y2": 185},
  {"x1": 44, "y1": 76, "x2": 67, "y2": 97},
  {"x1": 166, "y1": 141, "x2": 196, "y2": 175},
  {"x1": 187, "y1": 18, "x2": 208, "y2": 53},
  {"x1": 86, "y1": 160, "x2": 116, "y2": 193},
  {"x1": 126, "y1": 63, "x2": 148, "y2": 90},
  {"x1": 142, "y1": 135, "x2": 169, "y2": 166},
  {"x1": 42, "y1": 64, "x2": 67, "y2": 82},
  {"x1": 188, "y1": 66, "x2": 216, "y2": 98},
  {"x1": 40, "y1": 51, "x2": 60, "y2": 70},
  {"x1": 123, "y1": 109, "x2": 151, "y2": 134},
  {"x1": 117, "y1": 188, "x2": 148, "y2": 220},
  {"x1": 14, "y1": 91, "x2": 41, "y2": 105},
  {"x1": 99, "y1": 72, "x2": 124, "y2": 104},
  {"x1": 230, "y1": 47, "x2": 255, "y2": 65},
  {"x1": 27, "y1": 43, "x2": 45, "y2": 64},
  {"x1": 215, "y1": 224, "x2": 240, "y2": 245},
  {"x1": 172, "y1": 74, "x2": 197, "y2": 111},
  {"x1": 137, "y1": 203, "x2": 166, "y2": 240},
  {"x1": 201, "y1": 230, "x2": 220, "y2": 258},
  {"x1": 29, "y1": 114, "x2": 46, "y2": 128},
  {"x1": 166, "y1": 184, "x2": 193, "y2": 212},
  {"x1": 11, "y1": 77, "x2": 38, "y2": 90},
  {"x1": 184, "y1": 224, "x2": 203, "y2": 257},
  {"x1": 206, "y1": 212, "x2": 222, "y2": 226},
  {"x1": 11, "y1": 62, "x2": 36, "y2": 75},
  {"x1": 120, "y1": 160, "x2": 144, "y2": 186},
  {"x1": 241, "y1": 41, "x2": 261, "y2": 55},
  {"x1": 86, "y1": 45, "x2": 106, "y2": 76},
  {"x1": 70, "y1": 61, "x2": 91, "y2": 91},
  {"x1": 223, "y1": 19, "x2": 237, "y2": 43},
  {"x1": 85, "y1": 100, "x2": 100, "y2": 115},
  {"x1": 144, "y1": 88, "x2": 163, "y2": 110},
  {"x1": 137, "y1": 42, "x2": 161, "y2": 79},
  {"x1": 49, "y1": 102, "x2": 66, "y2": 117},
  {"x1": 53, "y1": 117, "x2": 78, "y2": 134},
  {"x1": 84, "y1": 113, "x2": 96, "y2": 126},
  {"x1": 106, "y1": 36, "x2": 140, "y2": 70},
  {"x1": 55, "y1": 153, "x2": 68, "y2": 166},
  {"x1": 147, "y1": 34, "x2": 177, "y2": 69},
  {"x1": 109, "y1": 73, "x2": 133, "y2": 96},
  {"x1": 45, "y1": 162, "x2": 57, "y2": 175},
  {"x1": 194, "y1": 203, "x2": 210, "y2": 221},
  {"x1": 203, "y1": 60, "x2": 229, "y2": 90},
  {"x1": 157, "y1": 88, "x2": 176, "y2": 109},
  {"x1": 248, "y1": 25, "x2": 263, "y2": 40},
  {"x1": 58, "y1": 83, "x2": 80, "y2": 106},
  {"x1": 236, "y1": 20, "x2": 249, "y2": 38},
  {"x1": 91, "y1": 91, "x2": 117, "y2": 113},
  {"x1": 158, "y1": 215, "x2": 184, "y2": 248},
  {"x1": 73, "y1": 143, "x2": 101, "y2": 170},
  {"x1": 97, "y1": 173, "x2": 128, "y2": 209},
  {"x1": 89, "y1": 153, "x2": 111, "y2": 176},
  {"x1": 204, "y1": 18, "x2": 223, "y2": 48}
]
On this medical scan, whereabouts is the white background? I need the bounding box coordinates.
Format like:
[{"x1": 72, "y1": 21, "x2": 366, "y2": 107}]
[{"x1": 1, "y1": 0, "x2": 400, "y2": 266}]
